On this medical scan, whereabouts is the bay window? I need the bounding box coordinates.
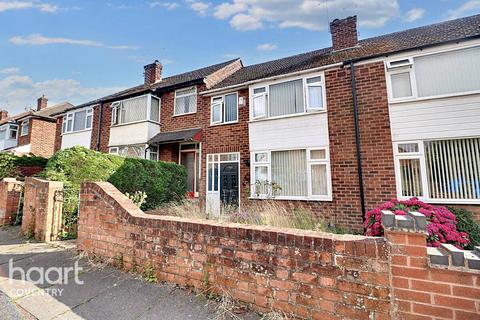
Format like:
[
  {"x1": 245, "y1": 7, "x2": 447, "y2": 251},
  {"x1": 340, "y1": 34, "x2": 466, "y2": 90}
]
[
  {"x1": 62, "y1": 108, "x2": 93, "y2": 134},
  {"x1": 111, "y1": 95, "x2": 159, "y2": 125},
  {"x1": 210, "y1": 92, "x2": 238, "y2": 125},
  {"x1": 251, "y1": 148, "x2": 331, "y2": 200},
  {"x1": 251, "y1": 73, "x2": 326, "y2": 120},
  {"x1": 387, "y1": 45, "x2": 480, "y2": 101},
  {"x1": 395, "y1": 138, "x2": 480, "y2": 202},
  {"x1": 174, "y1": 86, "x2": 197, "y2": 116}
]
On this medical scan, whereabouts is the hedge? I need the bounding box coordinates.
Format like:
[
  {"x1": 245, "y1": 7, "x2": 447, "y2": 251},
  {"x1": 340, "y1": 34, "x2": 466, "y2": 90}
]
[
  {"x1": 448, "y1": 206, "x2": 480, "y2": 250},
  {"x1": 0, "y1": 153, "x2": 48, "y2": 179},
  {"x1": 43, "y1": 146, "x2": 187, "y2": 210}
]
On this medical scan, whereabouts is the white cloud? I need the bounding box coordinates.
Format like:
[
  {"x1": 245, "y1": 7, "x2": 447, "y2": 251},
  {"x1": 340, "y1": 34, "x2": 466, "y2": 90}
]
[
  {"x1": 0, "y1": 67, "x2": 20, "y2": 74},
  {"x1": 0, "y1": 1, "x2": 58, "y2": 13},
  {"x1": 256, "y1": 43, "x2": 277, "y2": 51},
  {"x1": 188, "y1": 1, "x2": 210, "y2": 15},
  {"x1": 150, "y1": 1, "x2": 179, "y2": 10},
  {"x1": 230, "y1": 13, "x2": 263, "y2": 30},
  {"x1": 447, "y1": 0, "x2": 480, "y2": 20},
  {"x1": 212, "y1": 0, "x2": 400, "y2": 31},
  {"x1": 9, "y1": 34, "x2": 139, "y2": 50},
  {"x1": 0, "y1": 74, "x2": 125, "y2": 114},
  {"x1": 404, "y1": 8, "x2": 425, "y2": 22}
]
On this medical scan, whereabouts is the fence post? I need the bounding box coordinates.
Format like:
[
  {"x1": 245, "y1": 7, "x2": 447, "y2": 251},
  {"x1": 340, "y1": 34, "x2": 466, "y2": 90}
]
[
  {"x1": 0, "y1": 178, "x2": 23, "y2": 226},
  {"x1": 22, "y1": 177, "x2": 64, "y2": 242}
]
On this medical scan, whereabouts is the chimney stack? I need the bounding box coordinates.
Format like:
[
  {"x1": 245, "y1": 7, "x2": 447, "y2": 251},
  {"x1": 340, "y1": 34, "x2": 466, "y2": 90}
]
[
  {"x1": 37, "y1": 95, "x2": 48, "y2": 111},
  {"x1": 144, "y1": 60, "x2": 163, "y2": 85},
  {"x1": 330, "y1": 16, "x2": 358, "y2": 51},
  {"x1": 0, "y1": 110, "x2": 8, "y2": 121}
]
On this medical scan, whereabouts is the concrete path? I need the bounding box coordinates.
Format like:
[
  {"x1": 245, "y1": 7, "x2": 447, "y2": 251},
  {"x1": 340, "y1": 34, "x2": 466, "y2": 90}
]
[{"x1": 0, "y1": 226, "x2": 260, "y2": 320}]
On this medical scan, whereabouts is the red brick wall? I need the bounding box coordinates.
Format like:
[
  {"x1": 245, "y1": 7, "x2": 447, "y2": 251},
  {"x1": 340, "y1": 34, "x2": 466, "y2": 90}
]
[
  {"x1": 54, "y1": 117, "x2": 63, "y2": 153},
  {"x1": 78, "y1": 182, "x2": 391, "y2": 319},
  {"x1": 78, "y1": 182, "x2": 480, "y2": 320},
  {"x1": 90, "y1": 103, "x2": 112, "y2": 152},
  {"x1": 0, "y1": 178, "x2": 22, "y2": 226},
  {"x1": 30, "y1": 118, "x2": 56, "y2": 157}
]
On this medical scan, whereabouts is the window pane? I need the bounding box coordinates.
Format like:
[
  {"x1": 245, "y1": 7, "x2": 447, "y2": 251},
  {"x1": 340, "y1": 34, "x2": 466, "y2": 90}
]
[
  {"x1": 253, "y1": 95, "x2": 266, "y2": 118},
  {"x1": 150, "y1": 97, "x2": 160, "y2": 122},
  {"x1": 425, "y1": 138, "x2": 480, "y2": 200},
  {"x1": 310, "y1": 149, "x2": 326, "y2": 160},
  {"x1": 307, "y1": 76, "x2": 322, "y2": 84},
  {"x1": 224, "y1": 93, "x2": 237, "y2": 122},
  {"x1": 67, "y1": 119, "x2": 73, "y2": 132},
  {"x1": 118, "y1": 145, "x2": 144, "y2": 158},
  {"x1": 86, "y1": 113, "x2": 92, "y2": 129},
  {"x1": 176, "y1": 86, "x2": 196, "y2": 96},
  {"x1": 208, "y1": 163, "x2": 213, "y2": 191},
  {"x1": 0, "y1": 128, "x2": 5, "y2": 140},
  {"x1": 415, "y1": 46, "x2": 480, "y2": 97},
  {"x1": 255, "y1": 152, "x2": 267, "y2": 163},
  {"x1": 308, "y1": 85, "x2": 323, "y2": 109},
  {"x1": 212, "y1": 103, "x2": 222, "y2": 123},
  {"x1": 271, "y1": 150, "x2": 307, "y2": 197},
  {"x1": 175, "y1": 95, "x2": 196, "y2": 115},
  {"x1": 73, "y1": 111, "x2": 86, "y2": 131},
  {"x1": 311, "y1": 164, "x2": 328, "y2": 196},
  {"x1": 121, "y1": 96, "x2": 148, "y2": 123},
  {"x1": 214, "y1": 163, "x2": 219, "y2": 191},
  {"x1": 253, "y1": 87, "x2": 266, "y2": 94},
  {"x1": 269, "y1": 79, "x2": 304, "y2": 117},
  {"x1": 391, "y1": 72, "x2": 412, "y2": 98},
  {"x1": 399, "y1": 158, "x2": 423, "y2": 197},
  {"x1": 254, "y1": 166, "x2": 268, "y2": 195},
  {"x1": 181, "y1": 152, "x2": 196, "y2": 193},
  {"x1": 398, "y1": 143, "x2": 419, "y2": 153},
  {"x1": 220, "y1": 154, "x2": 238, "y2": 162}
]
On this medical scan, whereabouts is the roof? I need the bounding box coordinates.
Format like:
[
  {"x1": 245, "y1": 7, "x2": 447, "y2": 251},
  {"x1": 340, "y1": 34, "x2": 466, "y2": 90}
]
[
  {"x1": 1, "y1": 102, "x2": 74, "y2": 125},
  {"x1": 210, "y1": 14, "x2": 480, "y2": 90},
  {"x1": 148, "y1": 128, "x2": 202, "y2": 145},
  {"x1": 65, "y1": 58, "x2": 241, "y2": 113}
]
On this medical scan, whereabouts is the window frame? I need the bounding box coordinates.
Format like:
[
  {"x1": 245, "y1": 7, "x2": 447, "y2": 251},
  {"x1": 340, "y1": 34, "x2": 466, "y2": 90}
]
[
  {"x1": 20, "y1": 120, "x2": 29, "y2": 136},
  {"x1": 385, "y1": 44, "x2": 480, "y2": 103},
  {"x1": 393, "y1": 139, "x2": 480, "y2": 204},
  {"x1": 8, "y1": 124, "x2": 18, "y2": 140},
  {"x1": 62, "y1": 107, "x2": 94, "y2": 134},
  {"x1": 250, "y1": 147, "x2": 332, "y2": 201},
  {"x1": 210, "y1": 92, "x2": 238, "y2": 125},
  {"x1": 174, "y1": 86, "x2": 197, "y2": 116},
  {"x1": 249, "y1": 72, "x2": 327, "y2": 121},
  {"x1": 110, "y1": 94, "x2": 160, "y2": 126}
]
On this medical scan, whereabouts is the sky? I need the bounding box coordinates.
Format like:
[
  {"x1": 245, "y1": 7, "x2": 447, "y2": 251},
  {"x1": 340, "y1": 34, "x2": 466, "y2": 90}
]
[{"x1": 0, "y1": 0, "x2": 479, "y2": 114}]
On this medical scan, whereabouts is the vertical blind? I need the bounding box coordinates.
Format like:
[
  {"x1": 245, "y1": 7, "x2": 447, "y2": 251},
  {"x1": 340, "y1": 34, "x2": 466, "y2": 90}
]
[
  {"x1": 400, "y1": 159, "x2": 423, "y2": 197},
  {"x1": 224, "y1": 94, "x2": 237, "y2": 122},
  {"x1": 150, "y1": 97, "x2": 160, "y2": 122},
  {"x1": 175, "y1": 87, "x2": 196, "y2": 115},
  {"x1": 415, "y1": 46, "x2": 480, "y2": 97},
  {"x1": 271, "y1": 150, "x2": 307, "y2": 196},
  {"x1": 121, "y1": 96, "x2": 148, "y2": 123},
  {"x1": 311, "y1": 164, "x2": 328, "y2": 195},
  {"x1": 269, "y1": 79, "x2": 304, "y2": 117},
  {"x1": 73, "y1": 110, "x2": 86, "y2": 131},
  {"x1": 391, "y1": 72, "x2": 412, "y2": 98},
  {"x1": 425, "y1": 138, "x2": 480, "y2": 200}
]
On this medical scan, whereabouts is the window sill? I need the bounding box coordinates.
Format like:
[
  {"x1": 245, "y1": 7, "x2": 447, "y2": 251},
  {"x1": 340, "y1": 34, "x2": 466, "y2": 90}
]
[
  {"x1": 249, "y1": 196, "x2": 332, "y2": 202},
  {"x1": 209, "y1": 121, "x2": 239, "y2": 127},
  {"x1": 249, "y1": 109, "x2": 327, "y2": 123},
  {"x1": 389, "y1": 89, "x2": 480, "y2": 104},
  {"x1": 173, "y1": 111, "x2": 197, "y2": 118}
]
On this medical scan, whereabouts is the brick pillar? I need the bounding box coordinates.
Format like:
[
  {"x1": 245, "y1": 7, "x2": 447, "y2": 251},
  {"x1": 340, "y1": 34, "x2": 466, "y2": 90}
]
[
  {"x1": 22, "y1": 177, "x2": 63, "y2": 242},
  {"x1": 0, "y1": 178, "x2": 23, "y2": 226}
]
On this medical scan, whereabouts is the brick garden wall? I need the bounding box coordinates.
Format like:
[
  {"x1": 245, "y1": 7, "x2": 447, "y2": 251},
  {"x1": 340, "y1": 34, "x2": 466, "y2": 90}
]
[
  {"x1": 0, "y1": 178, "x2": 22, "y2": 226},
  {"x1": 77, "y1": 182, "x2": 480, "y2": 319},
  {"x1": 21, "y1": 177, "x2": 63, "y2": 242}
]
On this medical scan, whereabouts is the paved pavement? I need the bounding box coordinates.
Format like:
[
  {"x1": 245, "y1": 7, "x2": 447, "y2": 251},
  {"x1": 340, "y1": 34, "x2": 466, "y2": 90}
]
[{"x1": 0, "y1": 226, "x2": 260, "y2": 320}]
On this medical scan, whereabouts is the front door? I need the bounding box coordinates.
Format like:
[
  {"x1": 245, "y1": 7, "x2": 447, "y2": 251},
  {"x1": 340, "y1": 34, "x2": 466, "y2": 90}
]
[
  {"x1": 181, "y1": 151, "x2": 196, "y2": 195},
  {"x1": 220, "y1": 163, "x2": 239, "y2": 208}
]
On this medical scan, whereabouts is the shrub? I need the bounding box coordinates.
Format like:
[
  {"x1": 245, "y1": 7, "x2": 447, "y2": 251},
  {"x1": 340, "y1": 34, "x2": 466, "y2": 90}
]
[
  {"x1": 0, "y1": 153, "x2": 16, "y2": 179},
  {"x1": 448, "y1": 207, "x2": 480, "y2": 250},
  {"x1": 0, "y1": 153, "x2": 47, "y2": 179},
  {"x1": 365, "y1": 198, "x2": 470, "y2": 248}
]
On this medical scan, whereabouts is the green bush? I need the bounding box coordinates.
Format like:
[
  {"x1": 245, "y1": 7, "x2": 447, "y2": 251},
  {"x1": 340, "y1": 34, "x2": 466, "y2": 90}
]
[
  {"x1": 0, "y1": 153, "x2": 48, "y2": 179},
  {"x1": 43, "y1": 146, "x2": 187, "y2": 210},
  {"x1": 448, "y1": 206, "x2": 480, "y2": 250}
]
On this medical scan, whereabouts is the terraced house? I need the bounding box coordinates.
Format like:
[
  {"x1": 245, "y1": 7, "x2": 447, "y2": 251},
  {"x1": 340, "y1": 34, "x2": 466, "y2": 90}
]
[{"x1": 54, "y1": 14, "x2": 480, "y2": 231}]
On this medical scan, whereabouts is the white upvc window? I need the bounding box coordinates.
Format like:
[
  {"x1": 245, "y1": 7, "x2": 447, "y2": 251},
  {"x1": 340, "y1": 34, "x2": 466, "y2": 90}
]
[
  {"x1": 174, "y1": 86, "x2": 197, "y2": 116},
  {"x1": 148, "y1": 145, "x2": 159, "y2": 161},
  {"x1": 210, "y1": 92, "x2": 238, "y2": 125},
  {"x1": 394, "y1": 137, "x2": 480, "y2": 203},
  {"x1": 386, "y1": 45, "x2": 480, "y2": 102},
  {"x1": 250, "y1": 72, "x2": 326, "y2": 120},
  {"x1": 251, "y1": 147, "x2": 332, "y2": 201},
  {"x1": 111, "y1": 95, "x2": 159, "y2": 126},
  {"x1": 62, "y1": 107, "x2": 94, "y2": 134},
  {"x1": 109, "y1": 144, "x2": 145, "y2": 159},
  {"x1": 20, "y1": 120, "x2": 29, "y2": 136},
  {"x1": 8, "y1": 124, "x2": 18, "y2": 140}
]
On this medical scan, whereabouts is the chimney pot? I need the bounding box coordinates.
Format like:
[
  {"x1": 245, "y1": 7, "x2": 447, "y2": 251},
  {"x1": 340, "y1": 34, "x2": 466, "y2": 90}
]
[
  {"x1": 144, "y1": 60, "x2": 163, "y2": 85},
  {"x1": 0, "y1": 110, "x2": 8, "y2": 121},
  {"x1": 37, "y1": 95, "x2": 48, "y2": 111},
  {"x1": 330, "y1": 16, "x2": 358, "y2": 51}
]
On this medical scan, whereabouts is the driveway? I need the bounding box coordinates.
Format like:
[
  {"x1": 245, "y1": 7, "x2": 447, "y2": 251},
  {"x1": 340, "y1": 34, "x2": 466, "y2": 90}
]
[{"x1": 0, "y1": 226, "x2": 260, "y2": 320}]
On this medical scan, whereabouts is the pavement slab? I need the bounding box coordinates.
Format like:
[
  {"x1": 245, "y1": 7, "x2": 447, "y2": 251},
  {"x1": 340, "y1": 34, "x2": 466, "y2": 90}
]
[{"x1": 0, "y1": 226, "x2": 261, "y2": 320}]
